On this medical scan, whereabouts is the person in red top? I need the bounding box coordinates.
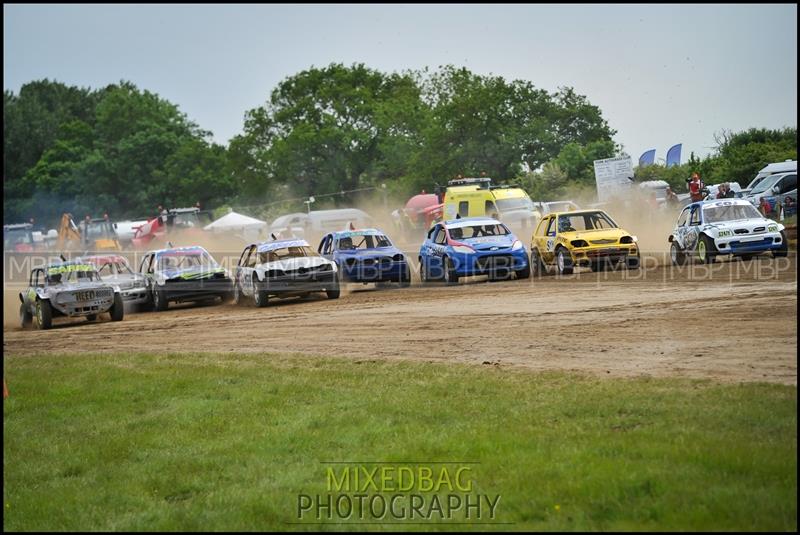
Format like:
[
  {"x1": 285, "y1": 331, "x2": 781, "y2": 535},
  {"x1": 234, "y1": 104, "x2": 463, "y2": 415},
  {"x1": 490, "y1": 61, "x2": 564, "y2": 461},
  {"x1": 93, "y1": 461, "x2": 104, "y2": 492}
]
[{"x1": 686, "y1": 172, "x2": 705, "y2": 202}]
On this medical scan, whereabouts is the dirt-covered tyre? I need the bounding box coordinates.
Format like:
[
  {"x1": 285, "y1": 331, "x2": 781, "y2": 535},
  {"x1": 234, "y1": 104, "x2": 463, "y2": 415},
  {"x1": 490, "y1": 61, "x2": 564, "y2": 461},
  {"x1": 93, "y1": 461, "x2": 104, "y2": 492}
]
[
  {"x1": 253, "y1": 280, "x2": 269, "y2": 308},
  {"x1": 109, "y1": 293, "x2": 124, "y2": 322},
  {"x1": 153, "y1": 287, "x2": 169, "y2": 311},
  {"x1": 530, "y1": 249, "x2": 547, "y2": 277},
  {"x1": 626, "y1": 252, "x2": 641, "y2": 270},
  {"x1": 35, "y1": 299, "x2": 53, "y2": 330},
  {"x1": 670, "y1": 241, "x2": 687, "y2": 266},
  {"x1": 232, "y1": 280, "x2": 243, "y2": 305},
  {"x1": 419, "y1": 258, "x2": 432, "y2": 284},
  {"x1": 20, "y1": 304, "x2": 32, "y2": 329},
  {"x1": 555, "y1": 247, "x2": 574, "y2": 275},
  {"x1": 326, "y1": 281, "x2": 341, "y2": 300},
  {"x1": 399, "y1": 264, "x2": 411, "y2": 287},
  {"x1": 697, "y1": 234, "x2": 717, "y2": 264},
  {"x1": 86, "y1": 314, "x2": 98, "y2": 322},
  {"x1": 774, "y1": 231, "x2": 788, "y2": 258},
  {"x1": 443, "y1": 256, "x2": 459, "y2": 285}
]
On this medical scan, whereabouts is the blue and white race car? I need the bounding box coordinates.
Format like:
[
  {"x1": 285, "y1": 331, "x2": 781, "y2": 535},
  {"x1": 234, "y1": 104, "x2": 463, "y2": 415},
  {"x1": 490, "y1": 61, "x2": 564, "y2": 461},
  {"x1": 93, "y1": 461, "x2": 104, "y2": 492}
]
[
  {"x1": 318, "y1": 228, "x2": 411, "y2": 287},
  {"x1": 668, "y1": 199, "x2": 788, "y2": 264},
  {"x1": 418, "y1": 217, "x2": 530, "y2": 284}
]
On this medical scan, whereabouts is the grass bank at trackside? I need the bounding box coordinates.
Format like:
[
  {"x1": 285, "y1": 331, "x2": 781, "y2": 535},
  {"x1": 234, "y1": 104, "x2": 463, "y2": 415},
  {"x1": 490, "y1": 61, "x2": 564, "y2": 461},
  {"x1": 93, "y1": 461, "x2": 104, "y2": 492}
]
[{"x1": 3, "y1": 353, "x2": 797, "y2": 531}]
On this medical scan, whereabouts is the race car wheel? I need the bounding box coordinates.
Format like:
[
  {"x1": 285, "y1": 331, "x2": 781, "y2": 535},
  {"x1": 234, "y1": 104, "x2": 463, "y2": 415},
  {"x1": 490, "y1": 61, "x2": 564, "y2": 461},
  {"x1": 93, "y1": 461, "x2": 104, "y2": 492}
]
[
  {"x1": 253, "y1": 281, "x2": 269, "y2": 308},
  {"x1": 670, "y1": 241, "x2": 687, "y2": 266},
  {"x1": 443, "y1": 256, "x2": 459, "y2": 285},
  {"x1": 698, "y1": 235, "x2": 717, "y2": 264},
  {"x1": 399, "y1": 265, "x2": 411, "y2": 288},
  {"x1": 233, "y1": 281, "x2": 242, "y2": 305},
  {"x1": 35, "y1": 299, "x2": 53, "y2": 330},
  {"x1": 419, "y1": 258, "x2": 431, "y2": 284},
  {"x1": 109, "y1": 293, "x2": 124, "y2": 322},
  {"x1": 516, "y1": 263, "x2": 531, "y2": 280},
  {"x1": 86, "y1": 314, "x2": 98, "y2": 322},
  {"x1": 530, "y1": 249, "x2": 547, "y2": 277},
  {"x1": 153, "y1": 287, "x2": 169, "y2": 311},
  {"x1": 774, "y1": 231, "x2": 788, "y2": 258},
  {"x1": 555, "y1": 248, "x2": 574, "y2": 275},
  {"x1": 20, "y1": 304, "x2": 32, "y2": 329},
  {"x1": 326, "y1": 281, "x2": 341, "y2": 300}
]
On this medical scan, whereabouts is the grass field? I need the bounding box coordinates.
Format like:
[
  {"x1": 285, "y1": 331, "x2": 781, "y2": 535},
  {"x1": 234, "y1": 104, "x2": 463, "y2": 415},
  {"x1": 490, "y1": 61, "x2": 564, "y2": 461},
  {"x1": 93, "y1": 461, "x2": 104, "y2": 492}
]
[{"x1": 3, "y1": 353, "x2": 797, "y2": 531}]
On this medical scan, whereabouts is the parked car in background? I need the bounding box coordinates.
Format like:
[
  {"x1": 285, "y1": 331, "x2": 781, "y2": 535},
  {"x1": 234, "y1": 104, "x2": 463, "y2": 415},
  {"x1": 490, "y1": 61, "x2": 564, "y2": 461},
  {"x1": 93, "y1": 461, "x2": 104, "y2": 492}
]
[
  {"x1": 668, "y1": 199, "x2": 787, "y2": 264},
  {"x1": 4, "y1": 223, "x2": 36, "y2": 252},
  {"x1": 744, "y1": 172, "x2": 797, "y2": 217},
  {"x1": 232, "y1": 238, "x2": 339, "y2": 307},
  {"x1": 19, "y1": 260, "x2": 124, "y2": 329},
  {"x1": 743, "y1": 160, "x2": 796, "y2": 194}
]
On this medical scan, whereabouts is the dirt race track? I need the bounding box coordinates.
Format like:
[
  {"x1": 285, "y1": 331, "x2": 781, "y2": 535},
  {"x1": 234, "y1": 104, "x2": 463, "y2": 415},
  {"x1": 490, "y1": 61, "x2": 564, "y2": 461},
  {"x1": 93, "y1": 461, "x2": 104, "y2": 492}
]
[{"x1": 4, "y1": 255, "x2": 798, "y2": 385}]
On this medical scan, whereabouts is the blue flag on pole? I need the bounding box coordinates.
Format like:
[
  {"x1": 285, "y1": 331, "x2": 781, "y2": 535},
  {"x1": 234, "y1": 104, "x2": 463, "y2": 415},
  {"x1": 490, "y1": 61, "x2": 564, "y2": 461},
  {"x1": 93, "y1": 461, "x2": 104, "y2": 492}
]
[
  {"x1": 666, "y1": 144, "x2": 682, "y2": 167},
  {"x1": 638, "y1": 149, "x2": 656, "y2": 167}
]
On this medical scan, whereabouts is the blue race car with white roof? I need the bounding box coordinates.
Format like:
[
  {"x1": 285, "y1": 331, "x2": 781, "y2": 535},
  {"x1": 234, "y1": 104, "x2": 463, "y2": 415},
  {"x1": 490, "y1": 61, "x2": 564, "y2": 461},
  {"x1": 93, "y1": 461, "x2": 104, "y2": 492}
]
[
  {"x1": 418, "y1": 217, "x2": 530, "y2": 284},
  {"x1": 668, "y1": 199, "x2": 788, "y2": 264},
  {"x1": 137, "y1": 245, "x2": 233, "y2": 311},
  {"x1": 233, "y1": 238, "x2": 339, "y2": 307},
  {"x1": 318, "y1": 228, "x2": 411, "y2": 287}
]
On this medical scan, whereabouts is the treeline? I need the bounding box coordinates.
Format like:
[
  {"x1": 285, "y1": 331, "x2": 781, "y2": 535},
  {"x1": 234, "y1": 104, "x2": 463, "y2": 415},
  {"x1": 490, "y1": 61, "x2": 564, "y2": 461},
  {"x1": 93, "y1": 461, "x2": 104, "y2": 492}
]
[{"x1": 4, "y1": 64, "x2": 796, "y2": 226}]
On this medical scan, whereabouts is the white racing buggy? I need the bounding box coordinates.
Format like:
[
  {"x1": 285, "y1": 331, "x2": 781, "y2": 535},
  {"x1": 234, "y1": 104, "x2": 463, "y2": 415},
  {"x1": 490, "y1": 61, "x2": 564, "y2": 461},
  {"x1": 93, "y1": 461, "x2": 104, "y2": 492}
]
[
  {"x1": 668, "y1": 199, "x2": 788, "y2": 264},
  {"x1": 19, "y1": 260, "x2": 124, "y2": 330}
]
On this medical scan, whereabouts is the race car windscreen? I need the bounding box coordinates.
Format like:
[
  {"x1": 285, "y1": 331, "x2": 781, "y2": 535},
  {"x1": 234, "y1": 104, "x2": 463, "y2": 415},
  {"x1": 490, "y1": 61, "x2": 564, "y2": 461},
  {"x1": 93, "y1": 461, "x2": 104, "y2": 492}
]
[
  {"x1": 495, "y1": 198, "x2": 535, "y2": 212},
  {"x1": 704, "y1": 203, "x2": 763, "y2": 223},
  {"x1": 97, "y1": 260, "x2": 134, "y2": 276},
  {"x1": 259, "y1": 245, "x2": 318, "y2": 264},
  {"x1": 336, "y1": 234, "x2": 392, "y2": 250},
  {"x1": 448, "y1": 224, "x2": 511, "y2": 240},
  {"x1": 157, "y1": 251, "x2": 218, "y2": 270},
  {"x1": 557, "y1": 212, "x2": 617, "y2": 232},
  {"x1": 47, "y1": 268, "x2": 101, "y2": 284}
]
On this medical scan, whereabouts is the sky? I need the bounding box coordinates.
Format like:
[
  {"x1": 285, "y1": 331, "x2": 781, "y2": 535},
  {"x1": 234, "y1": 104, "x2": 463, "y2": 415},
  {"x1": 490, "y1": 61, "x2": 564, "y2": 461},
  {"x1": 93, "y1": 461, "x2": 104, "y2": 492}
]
[{"x1": 4, "y1": 4, "x2": 797, "y2": 164}]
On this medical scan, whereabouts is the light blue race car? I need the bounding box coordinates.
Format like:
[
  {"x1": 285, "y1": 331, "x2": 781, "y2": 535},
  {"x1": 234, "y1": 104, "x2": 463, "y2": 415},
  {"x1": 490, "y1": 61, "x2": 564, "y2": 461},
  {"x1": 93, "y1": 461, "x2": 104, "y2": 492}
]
[{"x1": 418, "y1": 217, "x2": 530, "y2": 284}]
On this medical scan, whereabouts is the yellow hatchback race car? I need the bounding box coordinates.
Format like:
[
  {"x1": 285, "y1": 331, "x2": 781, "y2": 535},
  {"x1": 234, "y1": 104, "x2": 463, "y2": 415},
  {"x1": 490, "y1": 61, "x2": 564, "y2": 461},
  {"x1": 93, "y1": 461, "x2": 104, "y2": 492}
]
[{"x1": 529, "y1": 210, "x2": 640, "y2": 275}]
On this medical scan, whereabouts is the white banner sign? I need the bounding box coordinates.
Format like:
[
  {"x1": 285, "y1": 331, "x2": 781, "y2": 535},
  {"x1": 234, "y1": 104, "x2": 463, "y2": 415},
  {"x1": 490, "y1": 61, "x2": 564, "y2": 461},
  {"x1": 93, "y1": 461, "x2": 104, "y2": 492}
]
[{"x1": 593, "y1": 156, "x2": 634, "y2": 202}]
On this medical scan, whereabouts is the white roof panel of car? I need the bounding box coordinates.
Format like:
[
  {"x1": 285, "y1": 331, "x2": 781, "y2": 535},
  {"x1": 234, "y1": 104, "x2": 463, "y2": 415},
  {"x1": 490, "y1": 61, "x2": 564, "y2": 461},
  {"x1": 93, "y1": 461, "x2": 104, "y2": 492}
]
[{"x1": 443, "y1": 217, "x2": 501, "y2": 228}]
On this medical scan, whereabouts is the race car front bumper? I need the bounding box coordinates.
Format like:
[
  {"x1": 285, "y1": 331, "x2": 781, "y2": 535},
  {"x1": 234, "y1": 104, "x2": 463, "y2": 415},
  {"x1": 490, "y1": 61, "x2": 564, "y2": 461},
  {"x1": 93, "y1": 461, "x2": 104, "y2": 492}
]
[
  {"x1": 162, "y1": 278, "x2": 233, "y2": 303},
  {"x1": 258, "y1": 270, "x2": 338, "y2": 295},
  {"x1": 714, "y1": 232, "x2": 784, "y2": 254},
  {"x1": 52, "y1": 293, "x2": 115, "y2": 317},
  {"x1": 340, "y1": 259, "x2": 408, "y2": 283},
  {"x1": 452, "y1": 250, "x2": 529, "y2": 276},
  {"x1": 571, "y1": 245, "x2": 638, "y2": 266},
  {"x1": 120, "y1": 287, "x2": 149, "y2": 305}
]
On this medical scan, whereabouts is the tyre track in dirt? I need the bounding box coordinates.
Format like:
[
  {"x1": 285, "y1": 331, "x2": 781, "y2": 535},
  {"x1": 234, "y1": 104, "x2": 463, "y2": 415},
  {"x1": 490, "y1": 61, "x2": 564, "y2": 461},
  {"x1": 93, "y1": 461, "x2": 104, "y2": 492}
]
[{"x1": 4, "y1": 258, "x2": 797, "y2": 384}]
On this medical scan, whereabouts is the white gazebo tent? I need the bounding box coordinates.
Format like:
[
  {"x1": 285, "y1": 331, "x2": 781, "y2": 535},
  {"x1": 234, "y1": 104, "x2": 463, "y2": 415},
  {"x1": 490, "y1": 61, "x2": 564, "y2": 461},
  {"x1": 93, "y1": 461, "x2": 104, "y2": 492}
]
[{"x1": 204, "y1": 210, "x2": 268, "y2": 241}]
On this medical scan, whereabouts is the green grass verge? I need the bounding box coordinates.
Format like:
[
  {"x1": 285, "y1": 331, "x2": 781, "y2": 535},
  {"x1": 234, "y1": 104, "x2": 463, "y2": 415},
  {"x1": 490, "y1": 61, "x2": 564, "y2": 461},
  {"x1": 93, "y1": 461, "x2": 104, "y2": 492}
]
[{"x1": 3, "y1": 353, "x2": 797, "y2": 531}]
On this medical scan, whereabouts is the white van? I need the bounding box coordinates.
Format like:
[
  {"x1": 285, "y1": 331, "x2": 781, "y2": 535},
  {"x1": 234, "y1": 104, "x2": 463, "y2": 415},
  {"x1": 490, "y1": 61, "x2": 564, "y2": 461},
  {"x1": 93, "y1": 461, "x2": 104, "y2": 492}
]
[{"x1": 744, "y1": 160, "x2": 796, "y2": 192}]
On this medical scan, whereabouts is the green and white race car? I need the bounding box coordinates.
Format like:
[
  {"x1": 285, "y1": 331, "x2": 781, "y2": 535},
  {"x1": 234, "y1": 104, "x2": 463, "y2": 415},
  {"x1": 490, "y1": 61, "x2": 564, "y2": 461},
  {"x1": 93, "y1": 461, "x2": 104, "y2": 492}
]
[{"x1": 19, "y1": 260, "x2": 124, "y2": 330}]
